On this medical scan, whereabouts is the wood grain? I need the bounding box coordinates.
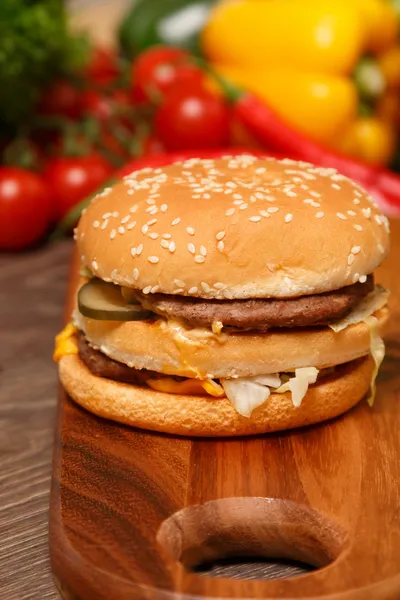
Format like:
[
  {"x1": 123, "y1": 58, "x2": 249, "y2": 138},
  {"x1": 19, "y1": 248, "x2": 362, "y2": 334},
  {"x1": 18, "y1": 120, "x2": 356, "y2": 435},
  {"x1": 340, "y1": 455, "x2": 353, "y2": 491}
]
[
  {"x1": 0, "y1": 240, "x2": 73, "y2": 600},
  {"x1": 50, "y1": 223, "x2": 400, "y2": 600}
]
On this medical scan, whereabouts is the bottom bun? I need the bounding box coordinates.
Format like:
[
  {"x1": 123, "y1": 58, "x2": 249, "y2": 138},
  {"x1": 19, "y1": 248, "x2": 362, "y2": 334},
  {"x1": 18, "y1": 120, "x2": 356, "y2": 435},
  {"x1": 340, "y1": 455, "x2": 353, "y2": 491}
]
[{"x1": 59, "y1": 354, "x2": 374, "y2": 437}]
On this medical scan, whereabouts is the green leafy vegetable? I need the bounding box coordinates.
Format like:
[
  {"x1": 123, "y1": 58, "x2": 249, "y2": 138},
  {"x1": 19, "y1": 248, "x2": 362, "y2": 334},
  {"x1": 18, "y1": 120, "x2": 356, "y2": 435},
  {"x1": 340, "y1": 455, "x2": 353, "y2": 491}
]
[{"x1": 0, "y1": 0, "x2": 89, "y2": 130}]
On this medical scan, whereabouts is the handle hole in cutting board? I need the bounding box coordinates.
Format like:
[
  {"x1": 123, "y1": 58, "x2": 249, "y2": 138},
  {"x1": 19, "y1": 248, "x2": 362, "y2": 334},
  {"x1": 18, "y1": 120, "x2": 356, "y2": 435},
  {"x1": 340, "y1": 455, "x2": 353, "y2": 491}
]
[
  {"x1": 192, "y1": 556, "x2": 314, "y2": 581},
  {"x1": 157, "y1": 497, "x2": 348, "y2": 580}
]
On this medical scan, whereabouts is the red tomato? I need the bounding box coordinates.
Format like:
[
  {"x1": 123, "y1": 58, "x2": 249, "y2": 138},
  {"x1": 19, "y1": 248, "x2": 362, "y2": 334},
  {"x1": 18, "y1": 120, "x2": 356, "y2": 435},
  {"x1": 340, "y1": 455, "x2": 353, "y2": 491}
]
[
  {"x1": 132, "y1": 46, "x2": 204, "y2": 103},
  {"x1": 38, "y1": 80, "x2": 82, "y2": 119},
  {"x1": 141, "y1": 135, "x2": 165, "y2": 156},
  {"x1": 80, "y1": 90, "x2": 114, "y2": 121},
  {"x1": 85, "y1": 47, "x2": 120, "y2": 86},
  {"x1": 154, "y1": 88, "x2": 231, "y2": 150},
  {"x1": 0, "y1": 168, "x2": 52, "y2": 251},
  {"x1": 45, "y1": 155, "x2": 114, "y2": 221}
]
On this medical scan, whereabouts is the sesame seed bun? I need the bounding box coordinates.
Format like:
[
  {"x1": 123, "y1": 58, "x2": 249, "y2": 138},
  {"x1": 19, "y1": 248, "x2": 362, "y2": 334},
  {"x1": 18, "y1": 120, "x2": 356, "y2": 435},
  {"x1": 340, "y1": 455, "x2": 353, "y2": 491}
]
[
  {"x1": 76, "y1": 156, "x2": 390, "y2": 299},
  {"x1": 74, "y1": 307, "x2": 389, "y2": 379},
  {"x1": 59, "y1": 353, "x2": 374, "y2": 437}
]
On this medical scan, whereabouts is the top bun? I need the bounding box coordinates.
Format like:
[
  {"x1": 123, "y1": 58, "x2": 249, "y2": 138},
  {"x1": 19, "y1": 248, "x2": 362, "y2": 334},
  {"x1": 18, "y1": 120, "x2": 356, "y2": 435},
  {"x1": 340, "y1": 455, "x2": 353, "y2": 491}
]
[{"x1": 76, "y1": 155, "x2": 390, "y2": 299}]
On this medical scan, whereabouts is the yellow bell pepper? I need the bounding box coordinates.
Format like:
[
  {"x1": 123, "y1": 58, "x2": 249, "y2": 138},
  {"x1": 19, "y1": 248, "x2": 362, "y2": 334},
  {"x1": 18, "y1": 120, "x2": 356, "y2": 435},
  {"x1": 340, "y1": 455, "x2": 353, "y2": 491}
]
[
  {"x1": 213, "y1": 66, "x2": 358, "y2": 144},
  {"x1": 379, "y1": 46, "x2": 400, "y2": 89},
  {"x1": 202, "y1": 0, "x2": 366, "y2": 74},
  {"x1": 202, "y1": 0, "x2": 399, "y2": 162},
  {"x1": 333, "y1": 117, "x2": 397, "y2": 165}
]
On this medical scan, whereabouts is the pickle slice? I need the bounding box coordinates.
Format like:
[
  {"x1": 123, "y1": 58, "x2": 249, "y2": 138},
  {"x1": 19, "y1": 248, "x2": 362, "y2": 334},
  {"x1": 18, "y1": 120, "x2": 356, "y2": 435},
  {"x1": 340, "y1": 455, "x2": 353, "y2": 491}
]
[{"x1": 78, "y1": 279, "x2": 153, "y2": 321}]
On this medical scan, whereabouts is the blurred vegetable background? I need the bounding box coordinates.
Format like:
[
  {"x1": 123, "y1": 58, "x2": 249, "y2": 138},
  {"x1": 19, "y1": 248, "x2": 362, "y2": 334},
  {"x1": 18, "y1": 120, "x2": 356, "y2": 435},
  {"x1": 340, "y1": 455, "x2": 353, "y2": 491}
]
[{"x1": 1, "y1": 0, "x2": 400, "y2": 252}]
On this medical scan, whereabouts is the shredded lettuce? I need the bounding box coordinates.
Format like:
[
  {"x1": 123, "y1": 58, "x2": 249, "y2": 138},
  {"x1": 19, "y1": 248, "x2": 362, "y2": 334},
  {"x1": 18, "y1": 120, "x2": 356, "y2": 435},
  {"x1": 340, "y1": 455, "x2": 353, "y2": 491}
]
[
  {"x1": 365, "y1": 316, "x2": 386, "y2": 406},
  {"x1": 220, "y1": 379, "x2": 271, "y2": 417},
  {"x1": 329, "y1": 286, "x2": 389, "y2": 332},
  {"x1": 275, "y1": 367, "x2": 319, "y2": 407}
]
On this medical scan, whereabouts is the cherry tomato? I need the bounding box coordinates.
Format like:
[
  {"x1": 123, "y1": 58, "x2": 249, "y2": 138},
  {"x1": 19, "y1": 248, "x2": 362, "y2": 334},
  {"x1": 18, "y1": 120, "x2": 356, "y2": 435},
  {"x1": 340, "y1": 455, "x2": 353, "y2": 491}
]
[
  {"x1": 154, "y1": 88, "x2": 231, "y2": 150},
  {"x1": 132, "y1": 46, "x2": 204, "y2": 103},
  {"x1": 85, "y1": 47, "x2": 120, "y2": 86},
  {"x1": 80, "y1": 90, "x2": 115, "y2": 121},
  {"x1": 38, "y1": 80, "x2": 82, "y2": 119},
  {"x1": 141, "y1": 135, "x2": 165, "y2": 156},
  {"x1": 45, "y1": 155, "x2": 113, "y2": 222},
  {"x1": 0, "y1": 168, "x2": 52, "y2": 251}
]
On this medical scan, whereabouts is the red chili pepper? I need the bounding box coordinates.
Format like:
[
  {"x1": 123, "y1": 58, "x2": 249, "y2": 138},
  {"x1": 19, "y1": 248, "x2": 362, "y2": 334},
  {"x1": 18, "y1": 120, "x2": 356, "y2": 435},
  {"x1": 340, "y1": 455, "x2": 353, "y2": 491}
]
[
  {"x1": 233, "y1": 93, "x2": 377, "y2": 185},
  {"x1": 217, "y1": 78, "x2": 400, "y2": 211}
]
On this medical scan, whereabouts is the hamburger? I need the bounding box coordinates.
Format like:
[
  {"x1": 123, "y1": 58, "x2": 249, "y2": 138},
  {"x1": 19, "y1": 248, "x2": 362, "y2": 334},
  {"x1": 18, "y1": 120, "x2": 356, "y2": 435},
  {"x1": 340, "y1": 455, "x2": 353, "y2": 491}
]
[{"x1": 54, "y1": 155, "x2": 390, "y2": 437}]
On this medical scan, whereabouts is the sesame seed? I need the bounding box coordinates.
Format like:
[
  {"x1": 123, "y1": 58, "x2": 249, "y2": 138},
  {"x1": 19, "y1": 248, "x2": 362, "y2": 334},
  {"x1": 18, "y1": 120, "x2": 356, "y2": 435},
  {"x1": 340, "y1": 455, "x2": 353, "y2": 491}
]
[
  {"x1": 136, "y1": 243, "x2": 143, "y2": 255},
  {"x1": 362, "y1": 207, "x2": 372, "y2": 219},
  {"x1": 186, "y1": 227, "x2": 195, "y2": 235},
  {"x1": 353, "y1": 198, "x2": 360, "y2": 205},
  {"x1": 226, "y1": 208, "x2": 235, "y2": 216},
  {"x1": 347, "y1": 210, "x2": 357, "y2": 216},
  {"x1": 214, "y1": 282, "x2": 225, "y2": 290},
  {"x1": 348, "y1": 254, "x2": 355, "y2": 265},
  {"x1": 92, "y1": 260, "x2": 98, "y2": 270},
  {"x1": 121, "y1": 215, "x2": 130, "y2": 224},
  {"x1": 200, "y1": 245, "x2": 207, "y2": 256},
  {"x1": 93, "y1": 220, "x2": 100, "y2": 229},
  {"x1": 354, "y1": 224, "x2": 363, "y2": 231},
  {"x1": 223, "y1": 289, "x2": 233, "y2": 299},
  {"x1": 201, "y1": 282, "x2": 211, "y2": 293},
  {"x1": 260, "y1": 210, "x2": 270, "y2": 218},
  {"x1": 354, "y1": 190, "x2": 363, "y2": 197},
  {"x1": 359, "y1": 275, "x2": 367, "y2": 283},
  {"x1": 110, "y1": 229, "x2": 116, "y2": 239},
  {"x1": 265, "y1": 196, "x2": 275, "y2": 202},
  {"x1": 148, "y1": 218, "x2": 157, "y2": 226},
  {"x1": 189, "y1": 287, "x2": 198, "y2": 294},
  {"x1": 133, "y1": 268, "x2": 139, "y2": 280},
  {"x1": 127, "y1": 221, "x2": 136, "y2": 230},
  {"x1": 285, "y1": 214, "x2": 293, "y2": 223},
  {"x1": 102, "y1": 212, "x2": 111, "y2": 219},
  {"x1": 315, "y1": 211, "x2": 324, "y2": 219},
  {"x1": 143, "y1": 286, "x2": 152, "y2": 294},
  {"x1": 169, "y1": 241, "x2": 176, "y2": 253},
  {"x1": 100, "y1": 220, "x2": 108, "y2": 230},
  {"x1": 161, "y1": 239, "x2": 169, "y2": 249},
  {"x1": 112, "y1": 212, "x2": 119, "y2": 218},
  {"x1": 337, "y1": 212, "x2": 347, "y2": 220},
  {"x1": 216, "y1": 231, "x2": 225, "y2": 240},
  {"x1": 160, "y1": 204, "x2": 168, "y2": 212},
  {"x1": 311, "y1": 201, "x2": 320, "y2": 208},
  {"x1": 255, "y1": 192, "x2": 264, "y2": 199},
  {"x1": 203, "y1": 193, "x2": 211, "y2": 199},
  {"x1": 267, "y1": 207, "x2": 279, "y2": 214},
  {"x1": 149, "y1": 232, "x2": 159, "y2": 239},
  {"x1": 142, "y1": 224, "x2": 149, "y2": 234},
  {"x1": 195, "y1": 255, "x2": 205, "y2": 263},
  {"x1": 256, "y1": 167, "x2": 266, "y2": 174},
  {"x1": 163, "y1": 233, "x2": 172, "y2": 239},
  {"x1": 239, "y1": 203, "x2": 248, "y2": 210},
  {"x1": 130, "y1": 205, "x2": 138, "y2": 213},
  {"x1": 233, "y1": 193, "x2": 243, "y2": 199},
  {"x1": 352, "y1": 273, "x2": 360, "y2": 283},
  {"x1": 131, "y1": 247, "x2": 137, "y2": 257},
  {"x1": 118, "y1": 227, "x2": 125, "y2": 234},
  {"x1": 286, "y1": 191, "x2": 297, "y2": 198},
  {"x1": 217, "y1": 241, "x2": 225, "y2": 252},
  {"x1": 148, "y1": 256, "x2": 159, "y2": 264},
  {"x1": 172, "y1": 218, "x2": 180, "y2": 226},
  {"x1": 227, "y1": 182, "x2": 237, "y2": 188},
  {"x1": 332, "y1": 184, "x2": 341, "y2": 190},
  {"x1": 174, "y1": 279, "x2": 185, "y2": 288},
  {"x1": 188, "y1": 243, "x2": 195, "y2": 254},
  {"x1": 249, "y1": 216, "x2": 261, "y2": 223},
  {"x1": 352, "y1": 246, "x2": 361, "y2": 254},
  {"x1": 151, "y1": 285, "x2": 160, "y2": 294},
  {"x1": 304, "y1": 199, "x2": 313, "y2": 205}
]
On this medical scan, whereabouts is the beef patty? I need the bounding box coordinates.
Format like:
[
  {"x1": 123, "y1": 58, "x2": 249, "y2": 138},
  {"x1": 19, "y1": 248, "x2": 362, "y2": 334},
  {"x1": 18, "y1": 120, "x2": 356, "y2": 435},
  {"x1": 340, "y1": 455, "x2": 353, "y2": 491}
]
[
  {"x1": 136, "y1": 276, "x2": 374, "y2": 332},
  {"x1": 77, "y1": 332, "x2": 164, "y2": 384}
]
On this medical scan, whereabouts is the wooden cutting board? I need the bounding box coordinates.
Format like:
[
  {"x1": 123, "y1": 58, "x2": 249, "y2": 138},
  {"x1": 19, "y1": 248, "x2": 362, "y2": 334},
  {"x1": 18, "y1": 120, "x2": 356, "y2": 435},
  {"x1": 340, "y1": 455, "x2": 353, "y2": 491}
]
[{"x1": 50, "y1": 220, "x2": 400, "y2": 600}]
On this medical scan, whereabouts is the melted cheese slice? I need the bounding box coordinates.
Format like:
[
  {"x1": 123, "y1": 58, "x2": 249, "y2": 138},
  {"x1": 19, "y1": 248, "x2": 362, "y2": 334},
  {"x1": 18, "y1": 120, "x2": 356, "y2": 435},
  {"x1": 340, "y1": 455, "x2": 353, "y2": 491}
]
[{"x1": 53, "y1": 324, "x2": 78, "y2": 362}]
